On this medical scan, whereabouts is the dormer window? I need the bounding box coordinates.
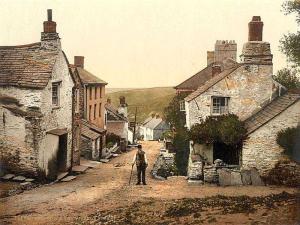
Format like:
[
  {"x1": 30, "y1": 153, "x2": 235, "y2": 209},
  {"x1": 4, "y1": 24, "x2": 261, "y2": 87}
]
[
  {"x1": 211, "y1": 96, "x2": 229, "y2": 115},
  {"x1": 179, "y1": 100, "x2": 185, "y2": 111},
  {"x1": 52, "y1": 82, "x2": 60, "y2": 107}
]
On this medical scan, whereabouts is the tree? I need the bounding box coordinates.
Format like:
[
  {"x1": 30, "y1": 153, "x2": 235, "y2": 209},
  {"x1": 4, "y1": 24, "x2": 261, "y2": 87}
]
[
  {"x1": 164, "y1": 92, "x2": 190, "y2": 175},
  {"x1": 280, "y1": 1, "x2": 300, "y2": 67},
  {"x1": 274, "y1": 68, "x2": 300, "y2": 89},
  {"x1": 164, "y1": 92, "x2": 189, "y2": 130}
]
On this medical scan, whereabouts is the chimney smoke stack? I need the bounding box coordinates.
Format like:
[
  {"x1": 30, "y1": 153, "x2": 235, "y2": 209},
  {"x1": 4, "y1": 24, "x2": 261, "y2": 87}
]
[
  {"x1": 47, "y1": 9, "x2": 52, "y2": 21},
  {"x1": 248, "y1": 16, "x2": 263, "y2": 41},
  {"x1": 43, "y1": 9, "x2": 56, "y2": 33},
  {"x1": 74, "y1": 56, "x2": 84, "y2": 68}
]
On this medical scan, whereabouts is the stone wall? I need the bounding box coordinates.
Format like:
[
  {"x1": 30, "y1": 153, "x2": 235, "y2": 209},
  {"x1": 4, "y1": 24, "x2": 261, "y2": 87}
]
[
  {"x1": 38, "y1": 51, "x2": 74, "y2": 177},
  {"x1": 106, "y1": 121, "x2": 128, "y2": 140},
  {"x1": 186, "y1": 64, "x2": 273, "y2": 129},
  {"x1": 0, "y1": 89, "x2": 43, "y2": 176},
  {"x1": 242, "y1": 101, "x2": 300, "y2": 175},
  {"x1": 0, "y1": 50, "x2": 75, "y2": 179}
]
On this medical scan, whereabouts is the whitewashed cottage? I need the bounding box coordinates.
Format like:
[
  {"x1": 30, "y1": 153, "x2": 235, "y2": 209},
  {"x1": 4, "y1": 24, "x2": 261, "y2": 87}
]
[{"x1": 0, "y1": 10, "x2": 82, "y2": 180}]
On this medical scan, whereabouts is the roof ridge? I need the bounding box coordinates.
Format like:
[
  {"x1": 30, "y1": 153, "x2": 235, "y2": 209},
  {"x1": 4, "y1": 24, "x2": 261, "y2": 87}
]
[
  {"x1": 0, "y1": 42, "x2": 41, "y2": 49},
  {"x1": 185, "y1": 65, "x2": 241, "y2": 102},
  {"x1": 175, "y1": 64, "x2": 213, "y2": 89}
]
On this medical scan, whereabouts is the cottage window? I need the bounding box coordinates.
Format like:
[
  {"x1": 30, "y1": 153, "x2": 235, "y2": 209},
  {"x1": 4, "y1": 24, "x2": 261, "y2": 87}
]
[
  {"x1": 94, "y1": 104, "x2": 97, "y2": 119},
  {"x1": 99, "y1": 87, "x2": 102, "y2": 98},
  {"x1": 179, "y1": 100, "x2": 185, "y2": 111},
  {"x1": 95, "y1": 87, "x2": 97, "y2": 99},
  {"x1": 211, "y1": 97, "x2": 229, "y2": 115},
  {"x1": 52, "y1": 82, "x2": 60, "y2": 107}
]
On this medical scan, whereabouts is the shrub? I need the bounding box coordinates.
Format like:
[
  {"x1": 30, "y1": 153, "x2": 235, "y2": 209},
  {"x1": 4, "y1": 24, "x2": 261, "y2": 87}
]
[
  {"x1": 189, "y1": 114, "x2": 247, "y2": 146},
  {"x1": 106, "y1": 133, "x2": 121, "y2": 146},
  {"x1": 276, "y1": 126, "x2": 300, "y2": 158}
]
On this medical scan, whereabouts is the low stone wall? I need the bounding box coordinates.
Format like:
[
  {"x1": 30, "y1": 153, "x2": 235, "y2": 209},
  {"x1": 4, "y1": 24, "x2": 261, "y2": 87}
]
[
  {"x1": 263, "y1": 160, "x2": 300, "y2": 187},
  {"x1": 152, "y1": 152, "x2": 175, "y2": 179}
]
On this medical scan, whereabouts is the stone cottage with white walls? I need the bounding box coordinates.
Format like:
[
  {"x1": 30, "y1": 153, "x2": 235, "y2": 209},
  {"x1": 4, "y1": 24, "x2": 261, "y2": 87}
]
[
  {"x1": 184, "y1": 16, "x2": 299, "y2": 179},
  {"x1": 0, "y1": 10, "x2": 82, "y2": 180},
  {"x1": 140, "y1": 114, "x2": 170, "y2": 141}
]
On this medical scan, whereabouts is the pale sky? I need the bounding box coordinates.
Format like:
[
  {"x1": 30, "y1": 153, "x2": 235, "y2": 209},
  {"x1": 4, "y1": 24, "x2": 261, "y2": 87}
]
[{"x1": 0, "y1": 0, "x2": 298, "y2": 88}]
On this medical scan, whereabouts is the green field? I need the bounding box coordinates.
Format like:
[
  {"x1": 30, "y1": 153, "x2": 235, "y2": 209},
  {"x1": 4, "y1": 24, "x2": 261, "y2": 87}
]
[{"x1": 106, "y1": 87, "x2": 176, "y2": 123}]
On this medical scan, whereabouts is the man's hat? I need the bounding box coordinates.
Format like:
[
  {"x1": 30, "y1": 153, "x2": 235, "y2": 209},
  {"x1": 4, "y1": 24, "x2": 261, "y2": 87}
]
[{"x1": 137, "y1": 144, "x2": 142, "y2": 149}]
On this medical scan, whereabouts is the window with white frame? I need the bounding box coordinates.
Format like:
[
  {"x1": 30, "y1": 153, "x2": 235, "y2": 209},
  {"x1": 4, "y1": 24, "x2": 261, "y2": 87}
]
[
  {"x1": 211, "y1": 96, "x2": 229, "y2": 115},
  {"x1": 52, "y1": 82, "x2": 60, "y2": 107},
  {"x1": 179, "y1": 100, "x2": 185, "y2": 111}
]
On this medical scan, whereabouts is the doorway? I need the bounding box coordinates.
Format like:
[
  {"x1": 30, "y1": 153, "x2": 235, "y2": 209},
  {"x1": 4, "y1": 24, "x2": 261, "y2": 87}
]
[{"x1": 213, "y1": 142, "x2": 241, "y2": 165}]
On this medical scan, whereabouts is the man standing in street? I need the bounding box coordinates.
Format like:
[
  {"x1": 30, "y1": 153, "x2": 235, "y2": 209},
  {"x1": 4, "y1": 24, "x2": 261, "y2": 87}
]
[{"x1": 132, "y1": 144, "x2": 148, "y2": 185}]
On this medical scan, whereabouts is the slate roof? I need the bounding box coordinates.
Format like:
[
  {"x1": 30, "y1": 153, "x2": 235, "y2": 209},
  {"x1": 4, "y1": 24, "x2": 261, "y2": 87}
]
[
  {"x1": 175, "y1": 62, "x2": 222, "y2": 91},
  {"x1": 76, "y1": 67, "x2": 107, "y2": 85},
  {"x1": 81, "y1": 124, "x2": 101, "y2": 140},
  {"x1": 185, "y1": 64, "x2": 241, "y2": 102},
  {"x1": 142, "y1": 117, "x2": 165, "y2": 130},
  {"x1": 105, "y1": 103, "x2": 127, "y2": 121},
  {"x1": 0, "y1": 42, "x2": 59, "y2": 89},
  {"x1": 244, "y1": 92, "x2": 300, "y2": 134},
  {"x1": 82, "y1": 119, "x2": 106, "y2": 133}
]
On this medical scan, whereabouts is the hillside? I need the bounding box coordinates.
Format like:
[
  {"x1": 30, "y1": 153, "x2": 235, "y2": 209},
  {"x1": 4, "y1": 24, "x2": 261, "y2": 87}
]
[{"x1": 106, "y1": 87, "x2": 176, "y2": 123}]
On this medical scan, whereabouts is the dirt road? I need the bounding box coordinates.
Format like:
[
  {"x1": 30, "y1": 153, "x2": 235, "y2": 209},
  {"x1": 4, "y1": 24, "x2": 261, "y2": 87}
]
[{"x1": 0, "y1": 141, "x2": 299, "y2": 225}]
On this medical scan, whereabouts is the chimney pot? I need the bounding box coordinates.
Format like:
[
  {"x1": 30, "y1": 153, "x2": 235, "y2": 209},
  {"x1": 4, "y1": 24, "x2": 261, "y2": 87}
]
[
  {"x1": 248, "y1": 16, "x2": 263, "y2": 41},
  {"x1": 47, "y1": 9, "x2": 52, "y2": 21},
  {"x1": 43, "y1": 9, "x2": 56, "y2": 33},
  {"x1": 74, "y1": 56, "x2": 84, "y2": 68}
]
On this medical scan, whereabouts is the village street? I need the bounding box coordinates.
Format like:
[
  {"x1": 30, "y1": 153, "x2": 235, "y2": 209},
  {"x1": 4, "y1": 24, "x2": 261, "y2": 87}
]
[{"x1": 0, "y1": 141, "x2": 299, "y2": 225}]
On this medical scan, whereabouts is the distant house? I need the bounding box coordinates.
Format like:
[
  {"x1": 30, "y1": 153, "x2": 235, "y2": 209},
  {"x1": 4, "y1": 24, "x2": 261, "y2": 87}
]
[
  {"x1": 72, "y1": 56, "x2": 108, "y2": 160},
  {"x1": 0, "y1": 10, "x2": 82, "y2": 180},
  {"x1": 140, "y1": 114, "x2": 170, "y2": 141},
  {"x1": 105, "y1": 97, "x2": 129, "y2": 147}
]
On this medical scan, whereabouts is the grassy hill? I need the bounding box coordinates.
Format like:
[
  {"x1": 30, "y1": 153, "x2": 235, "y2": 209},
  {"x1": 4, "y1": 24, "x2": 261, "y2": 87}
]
[{"x1": 106, "y1": 87, "x2": 176, "y2": 123}]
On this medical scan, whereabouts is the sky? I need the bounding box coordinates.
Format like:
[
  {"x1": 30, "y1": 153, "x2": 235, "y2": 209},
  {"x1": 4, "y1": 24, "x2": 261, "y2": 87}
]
[{"x1": 0, "y1": 0, "x2": 298, "y2": 88}]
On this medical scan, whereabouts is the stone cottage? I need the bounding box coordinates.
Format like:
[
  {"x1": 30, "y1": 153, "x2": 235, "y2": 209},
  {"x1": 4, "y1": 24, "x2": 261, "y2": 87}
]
[
  {"x1": 140, "y1": 114, "x2": 170, "y2": 141},
  {"x1": 71, "y1": 57, "x2": 107, "y2": 161},
  {"x1": 0, "y1": 10, "x2": 82, "y2": 180},
  {"x1": 105, "y1": 97, "x2": 129, "y2": 146},
  {"x1": 183, "y1": 16, "x2": 299, "y2": 179}
]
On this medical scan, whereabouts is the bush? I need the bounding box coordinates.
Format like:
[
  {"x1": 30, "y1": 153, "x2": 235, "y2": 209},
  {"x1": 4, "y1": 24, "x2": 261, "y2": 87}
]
[
  {"x1": 106, "y1": 133, "x2": 121, "y2": 146},
  {"x1": 276, "y1": 126, "x2": 300, "y2": 158},
  {"x1": 189, "y1": 114, "x2": 247, "y2": 146}
]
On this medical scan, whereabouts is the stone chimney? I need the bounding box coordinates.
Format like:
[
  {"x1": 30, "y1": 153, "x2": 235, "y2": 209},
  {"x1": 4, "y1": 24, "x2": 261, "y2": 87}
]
[
  {"x1": 43, "y1": 9, "x2": 56, "y2": 33},
  {"x1": 212, "y1": 65, "x2": 222, "y2": 77},
  {"x1": 118, "y1": 96, "x2": 128, "y2": 118},
  {"x1": 41, "y1": 9, "x2": 60, "y2": 50},
  {"x1": 241, "y1": 16, "x2": 272, "y2": 65},
  {"x1": 107, "y1": 98, "x2": 111, "y2": 104},
  {"x1": 74, "y1": 56, "x2": 84, "y2": 68},
  {"x1": 155, "y1": 113, "x2": 160, "y2": 119},
  {"x1": 214, "y1": 40, "x2": 237, "y2": 63},
  {"x1": 207, "y1": 51, "x2": 215, "y2": 66},
  {"x1": 248, "y1": 16, "x2": 263, "y2": 41}
]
